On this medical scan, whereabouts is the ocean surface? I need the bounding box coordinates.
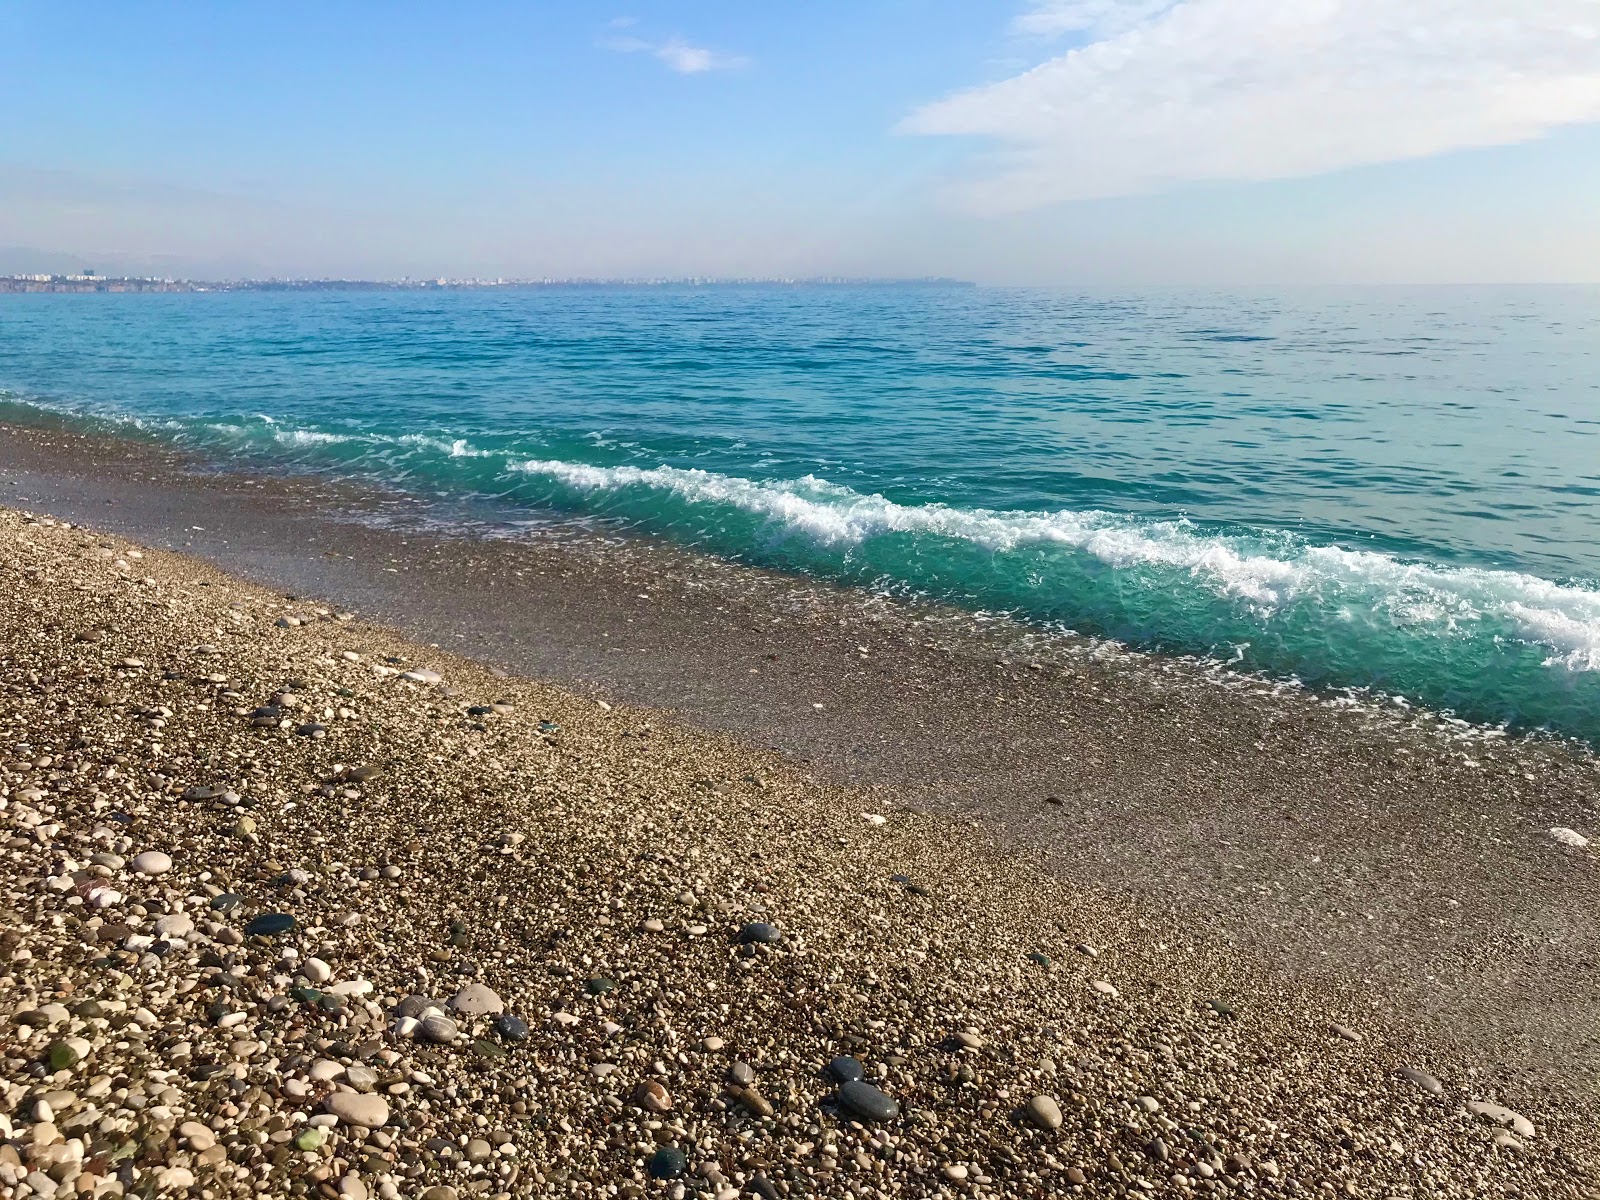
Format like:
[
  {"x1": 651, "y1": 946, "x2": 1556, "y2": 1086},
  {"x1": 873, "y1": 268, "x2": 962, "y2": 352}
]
[{"x1": 3, "y1": 286, "x2": 1599, "y2": 742}]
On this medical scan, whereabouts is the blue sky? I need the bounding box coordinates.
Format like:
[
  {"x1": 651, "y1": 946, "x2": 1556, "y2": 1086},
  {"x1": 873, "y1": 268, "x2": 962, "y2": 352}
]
[{"x1": 4, "y1": 1, "x2": 1600, "y2": 283}]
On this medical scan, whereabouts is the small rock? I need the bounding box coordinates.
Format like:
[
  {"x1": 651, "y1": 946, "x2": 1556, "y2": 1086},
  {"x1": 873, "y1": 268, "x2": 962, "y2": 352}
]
[
  {"x1": 1024, "y1": 1094, "x2": 1063, "y2": 1131},
  {"x1": 737, "y1": 922, "x2": 780, "y2": 944},
  {"x1": 244, "y1": 912, "x2": 296, "y2": 937},
  {"x1": 827, "y1": 1055, "x2": 865, "y2": 1083},
  {"x1": 648, "y1": 1146, "x2": 687, "y2": 1180},
  {"x1": 1467, "y1": 1100, "x2": 1535, "y2": 1139},
  {"x1": 130, "y1": 850, "x2": 173, "y2": 876},
  {"x1": 1551, "y1": 826, "x2": 1589, "y2": 848},
  {"x1": 303, "y1": 957, "x2": 333, "y2": 985},
  {"x1": 420, "y1": 1014, "x2": 459, "y2": 1043},
  {"x1": 1398, "y1": 1067, "x2": 1444, "y2": 1095},
  {"x1": 493, "y1": 1014, "x2": 530, "y2": 1042},
  {"x1": 325, "y1": 1092, "x2": 391, "y2": 1127},
  {"x1": 838, "y1": 1079, "x2": 899, "y2": 1122},
  {"x1": 449, "y1": 982, "x2": 504, "y2": 1016},
  {"x1": 634, "y1": 1080, "x2": 673, "y2": 1113}
]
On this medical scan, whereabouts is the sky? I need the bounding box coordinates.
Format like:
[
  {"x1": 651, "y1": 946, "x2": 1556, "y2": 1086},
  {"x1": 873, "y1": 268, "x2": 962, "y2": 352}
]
[{"x1": 3, "y1": 0, "x2": 1600, "y2": 285}]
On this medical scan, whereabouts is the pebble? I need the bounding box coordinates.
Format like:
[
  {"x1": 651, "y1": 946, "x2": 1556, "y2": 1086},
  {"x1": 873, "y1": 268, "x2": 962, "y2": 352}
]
[
  {"x1": 634, "y1": 1080, "x2": 673, "y2": 1112},
  {"x1": 325, "y1": 1092, "x2": 391, "y2": 1127},
  {"x1": 648, "y1": 1146, "x2": 688, "y2": 1180},
  {"x1": 728, "y1": 1061, "x2": 756, "y2": 1086},
  {"x1": 1331, "y1": 1022, "x2": 1362, "y2": 1042},
  {"x1": 737, "y1": 921, "x2": 781, "y2": 944},
  {"x1": 1398, "y1": 1067, "x2": 1444, "y2": 1095},
  {"x1": 493, "y1": 1014, "x2": 530, "y2": 1042},
  {"x1": 1467, "y1": 1101, "x2": 1536, "y2": 1139},
  {"x1": 828, "y1": 1055, "x2": 865, "y2": 1083},
  {"x1": 449, "y1": 982, "x2": 504, "y2": 1015},
  {"x1": 838, "y1": 1079, "x2": 900, "y2": 1122},
  {"x1": 130, "y1": 850, "x2": 173, "y2": 875},
  {"x1": 303, "y1": 956, "x2": 333, "y2": 984},
  {"x1": 421, "y1": 1014, "x2": 459, "y2": 1043},
  {"x1": 244, "y1": 912, "x2": 296, "y2": 937},
  {"x1": 1024, "y1": 1094, "x2": 1063, "y2": 1131},
  {"x1": 1550, "y1": 826, "x2": 1589, "y2": 848}
]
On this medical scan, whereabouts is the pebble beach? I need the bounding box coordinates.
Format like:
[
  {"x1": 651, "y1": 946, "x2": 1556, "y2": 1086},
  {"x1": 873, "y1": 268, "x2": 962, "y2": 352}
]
[{"x1": 3, "y1": 503, "x2": 1598, "y2": 1200}]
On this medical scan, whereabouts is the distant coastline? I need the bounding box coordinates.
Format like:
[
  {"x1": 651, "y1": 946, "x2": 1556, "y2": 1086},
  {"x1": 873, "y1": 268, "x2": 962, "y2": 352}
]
[{"x1": 0, "y1": 272, "x2": 976, "y2": 294}]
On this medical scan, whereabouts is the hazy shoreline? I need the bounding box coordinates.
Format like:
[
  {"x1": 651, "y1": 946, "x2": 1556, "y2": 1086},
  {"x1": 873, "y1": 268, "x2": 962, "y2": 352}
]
[{"x1": 2, "y1": 503, "x2": 1598, "y2": 1197}]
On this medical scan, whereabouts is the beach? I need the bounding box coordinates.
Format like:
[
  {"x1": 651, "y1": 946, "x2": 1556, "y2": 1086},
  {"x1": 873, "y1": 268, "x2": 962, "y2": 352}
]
[{"x1": 3, "y1": 434, "x2": 1600, "y2": 1197}]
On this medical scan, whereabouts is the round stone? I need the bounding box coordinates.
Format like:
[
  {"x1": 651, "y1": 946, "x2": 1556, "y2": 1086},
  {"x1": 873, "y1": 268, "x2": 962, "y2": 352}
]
[
  {"x1": 585, "y1": 976, "x2": 615, "y2": 995},
  {"x1": 448, "y1": 982, "x2": 504, "y2": 1016},
  {"x1": 1024, "y1": 1094, "x2": 1063, "y2": 1131},
  {"x1": 737, "y1": 922, "x2": 780, "y2": 944},
  {"x1": 210, "y1": 894, "x2": 242, "y2": 912},
  {"x1": 302, "y1": 957, "x2": 333, "y2": 985},
  {"x1": 493, "y1": 1014, "x2": 529, "y2": 1043},
  {"x1": 130, "y1": 851, "x2": 172, "y2": 876},
  {"x1": 728, "y1": 1061, "x2": 755, "y2": 1087},
  {"x1": 245, "y1": 913, "x2": 296, "y2": 937},
  {"x1": 325, "y1": 1093, "x2": 390, "y2": 1127},
  {"x1": 420, "y1": 1015, "x2": 459, "y2": 1043},
  {"x1": 838, "y1": 1079, "x2": 899, "y2": 1123},
  {"x1": 827, "y1": 1055, "x2": 865, "y2": 1083},
  {"x1": 647, "y1": 1147, "x2": 687, "y2": 1180},
  {"x1": 465, "y1": 1138, "x2": 493, "y2": 1164}
]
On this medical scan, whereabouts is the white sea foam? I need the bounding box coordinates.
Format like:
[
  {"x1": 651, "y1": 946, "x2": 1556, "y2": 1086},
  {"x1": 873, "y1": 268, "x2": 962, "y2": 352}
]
[{"x1": 509, "y1": 457, "x2": 1600, "y2": 671}]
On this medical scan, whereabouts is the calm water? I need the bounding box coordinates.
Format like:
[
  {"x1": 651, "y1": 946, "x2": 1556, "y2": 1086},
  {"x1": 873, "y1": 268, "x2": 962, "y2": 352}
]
[{"x1": 3, "y1": 286, "x2": 1599, "y2": 739}]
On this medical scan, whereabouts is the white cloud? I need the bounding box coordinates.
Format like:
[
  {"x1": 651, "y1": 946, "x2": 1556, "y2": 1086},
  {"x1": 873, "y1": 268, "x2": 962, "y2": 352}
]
[
  {"x1": 903, "y1": 0, "x2": 1600, "y2": 213},
  {"x1": 602, "y1": 31, "x2": 748, "y2": 74}
]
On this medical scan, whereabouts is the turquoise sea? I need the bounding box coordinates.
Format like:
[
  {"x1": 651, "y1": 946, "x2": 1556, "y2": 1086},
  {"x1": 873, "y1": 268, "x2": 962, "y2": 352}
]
[{"x1": 2, "y1": 286, "x2": 1598, "y2": 741}]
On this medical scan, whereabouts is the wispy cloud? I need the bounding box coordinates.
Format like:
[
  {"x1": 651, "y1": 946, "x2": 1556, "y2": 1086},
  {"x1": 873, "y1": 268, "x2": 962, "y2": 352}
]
[
  {"x1": 904, "y1": 0, "x2": 1600, "y2": 213},
  {"x1": 601, "y1": 23, "x2": 748, "y2": 74}
]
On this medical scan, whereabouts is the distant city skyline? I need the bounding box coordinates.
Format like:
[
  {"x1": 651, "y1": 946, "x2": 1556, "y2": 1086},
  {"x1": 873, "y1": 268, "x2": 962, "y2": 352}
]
[{"x1": 4, "y1": 1, "x2": 1600, "y2": 285}]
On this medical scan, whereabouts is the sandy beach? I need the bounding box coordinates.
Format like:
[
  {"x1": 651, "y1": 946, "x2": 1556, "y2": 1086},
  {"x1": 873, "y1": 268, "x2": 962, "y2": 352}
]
[{"x1": 2, "y1": 458, "x2": 1600, "y2": 1196}]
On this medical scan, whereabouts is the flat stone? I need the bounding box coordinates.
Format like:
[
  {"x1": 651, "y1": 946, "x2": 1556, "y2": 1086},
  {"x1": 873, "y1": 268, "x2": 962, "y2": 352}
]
[
  {"x1": 1398, "y1": 1067, "x2": 1443, "y2": 1095},
  {"x1": 737, "y1": 922, "x2": 780, "y2": 944},
  {"x1": 1024, "y1": 1094, "x2": 1063, "y2": 1131},
  {"x1": 154, "y1": 914, "x2": 194, "y2": 940},
  {"x1": 1467, "y1": 1101, "x2": 1535, "y2": 1139},
  {"x1": 827, "y1": 1055, "x2": 865, "y2": 1083},
  {"x1": 1550, "y1": 826, "x2": 1590, "y2": 849},
  {"x1": 464, "y1": 1138, "x2": 493, "y2": 1164},
  {"x1": 838, "y1": 1079, "x2": 899, "y2": 1123},
  {"x1": 244, "y1": 913, "x2": 296, "y2": 937},
  {"x1": 130, "y1": 851, "x2": 172, "y2": 876},
  {"x1": 210, "y1": 894, "x2": 242, "y2": 912},
  {"x1": 448, "y1": 983, "x2": 504, "y2": 1016},
  {"x1": 1330, "y1": 1022, "x2": 1362, "y2": 1042},
  {"x1": 728, "y1": 1061, "x2": 756, "y2": 1087},
  {"x1": 325, "y1": 1092, "x2": 390, "y2": 1127}
]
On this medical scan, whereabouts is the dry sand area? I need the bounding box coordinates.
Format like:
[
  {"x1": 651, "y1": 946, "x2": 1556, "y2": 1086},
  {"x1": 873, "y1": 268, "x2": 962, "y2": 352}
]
[{"x1": 2, "y1": 504, "x2": 1597, "y2": 1199}]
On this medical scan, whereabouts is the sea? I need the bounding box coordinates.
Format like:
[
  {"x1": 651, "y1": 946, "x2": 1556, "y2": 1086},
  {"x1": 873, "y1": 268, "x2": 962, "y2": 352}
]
[{"x1": 2, "y1": 285, "x2": 1598, "y2": 743}]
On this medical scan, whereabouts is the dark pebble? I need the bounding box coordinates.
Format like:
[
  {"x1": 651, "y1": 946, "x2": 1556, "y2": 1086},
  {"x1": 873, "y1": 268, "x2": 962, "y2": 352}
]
[
  {"x1": 827, "y1": 1055, "x2": 865, "y2": 1083},
  {"x1": 244, "y1": 913, "x2": 296, "y2": 937},
  {"x1": 737, "y1": 922, "x2": 780, "y2": 944},
  {"x1": 210, "y1": 894, "x2": 242, "y2": 912},
  {"x1": 838, "y1": 1079, "x2": 899, "y2": 1122},
  {"x1": 494, "y1": 1014, "x2": 530, "y2": 1043},
  {"x1": 647, "y1": 1147, "x2": 687, "y2": 1180},
  {"x1": 585, "y1": 976, "x2": 616, "y2": 995}
]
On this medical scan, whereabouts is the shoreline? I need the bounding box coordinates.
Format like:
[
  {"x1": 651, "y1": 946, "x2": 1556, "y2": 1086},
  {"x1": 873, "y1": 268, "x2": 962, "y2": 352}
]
[
  {"x1": 1, "y1": 504, "x2": 1597, "y2": 1197},
  {"x1": 2, "y1": 420, "x2": 1600, "y2": 1104}
]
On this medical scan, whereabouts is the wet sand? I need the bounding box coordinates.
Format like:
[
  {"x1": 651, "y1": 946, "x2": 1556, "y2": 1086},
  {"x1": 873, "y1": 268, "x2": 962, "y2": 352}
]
[{"x1": 4, "y1": 417, "x2": 1600, "y2": 1106}]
